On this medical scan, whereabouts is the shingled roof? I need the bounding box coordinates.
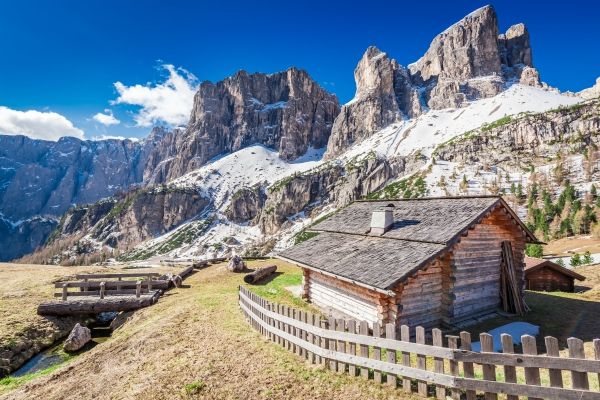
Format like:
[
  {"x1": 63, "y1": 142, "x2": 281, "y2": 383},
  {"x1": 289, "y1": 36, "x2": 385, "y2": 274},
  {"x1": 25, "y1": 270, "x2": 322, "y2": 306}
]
[{"x1": 278, "y1": 196, "x2": 536, "y2": 292}]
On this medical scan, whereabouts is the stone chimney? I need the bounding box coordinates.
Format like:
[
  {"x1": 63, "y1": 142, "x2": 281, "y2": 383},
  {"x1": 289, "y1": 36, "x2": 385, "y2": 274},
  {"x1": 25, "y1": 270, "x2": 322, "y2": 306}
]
[{"x1": 370, "y1": 204, "x2": 394, "y2": 235}]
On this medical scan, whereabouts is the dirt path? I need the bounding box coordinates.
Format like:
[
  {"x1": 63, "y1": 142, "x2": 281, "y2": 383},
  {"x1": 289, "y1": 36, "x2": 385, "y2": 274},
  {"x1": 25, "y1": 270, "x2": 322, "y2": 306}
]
[{"x1": 1, "y1": 262, "x2": 414, "y2": 400}]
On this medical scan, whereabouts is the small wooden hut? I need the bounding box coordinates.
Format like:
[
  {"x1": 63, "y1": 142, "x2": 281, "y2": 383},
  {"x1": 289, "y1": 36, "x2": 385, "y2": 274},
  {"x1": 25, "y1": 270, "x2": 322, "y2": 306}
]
[
  {"x1": 278, "y1": 196, "x2": 538, "y2": 329},
  {"x1": 524, "y1": 257, "x2": 585, "y2": 292}
]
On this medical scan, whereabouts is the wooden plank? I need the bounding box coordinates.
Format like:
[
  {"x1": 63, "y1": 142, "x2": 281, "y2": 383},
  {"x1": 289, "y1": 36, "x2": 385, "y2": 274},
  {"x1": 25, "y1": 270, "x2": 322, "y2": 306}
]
[
  {"x1": 480, "y1": 333, "x2": 498, "y2": 400},
  {"x1": 385, "y1": 323, "x2": 397, "y2": 387},
  {"x1": 348, "y1": 320, "x2": 357, "y2": 376},
  {"x1": 401, "y1": 325, "x2": 412, "y2": 394},
  {"x1": 61, "y1": 284, "x2": 68, "y2": 301},
  {"x1": 136, "y1": 280, "x2": 141, "y2": 298},
  {"x1": 320, "y1": 318, "x2": 329, "y2": 366},
  {"x1": 522, "y1": 335, "x2": 542, "y2": 400},
  {"x1": 336, "y1": 319, "x2": 346, "y2": 373},
  {"x1": 432, "y1": 328, "x2": 445, "y2": 400},
  {"x1": 292, "y1": 309, "x2": 299, "y2": 355},
  {"x1": 359, "y1": 321, "x2": 369, "y2": 379},
  {"x1": 416, "y1": 326, "x2": 427, "y2": 396},
  {"x1": 568, "y1": 337, "x2": 590, "y2": 390},
  {"x1": 309, "y1": 313, "x2": 318, "y2": 364},
  {"x1": 456, "y1": 376, "x2": 600, "y2": 400},
  {"x1": 75, "y1": 272, "x2": 160, "y2": 279},
  {"x1": 373, "y1": 322, "x2": 382, "y2": 384},
  {"x1": 595, "y1": 339, "x2": 600, "y2": 388},
  {"x1": 301, "y1": 311, "x2": 309, "y2": 359},
  {"x1": 501, "y1": 334, "x2": 519, "y2": 400},
  {"x1": 460, "y1": 331, "x2": 476, "y2": 400},
  {"x1": 447, "y1": 335, "x2": 460, "y2": 400},
  {"x1": 545, "y1": 336, "x2": 564, "y2": 389},
  {"x1": 328, "y1": 317, "x2": 337, "y2": 371},
  {"x1": 454, "y1": 349, "x2": 600, "y2": 373},
  {"x1": 99, "y1": 281, "x2": 105, "y2": 299}
]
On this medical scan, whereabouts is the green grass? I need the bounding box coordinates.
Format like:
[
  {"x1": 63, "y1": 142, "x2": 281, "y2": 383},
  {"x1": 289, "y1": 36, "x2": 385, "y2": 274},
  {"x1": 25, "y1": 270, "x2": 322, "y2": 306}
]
[
  {"x1": 293, "y1": 231, "x2": 320, "y2": 245},
  {"x1": 245, "y1": 267, "x2": 311, "y2": 310},
  {"x1": 184, "y1": 380, "x2": 206, "y2": 394}
]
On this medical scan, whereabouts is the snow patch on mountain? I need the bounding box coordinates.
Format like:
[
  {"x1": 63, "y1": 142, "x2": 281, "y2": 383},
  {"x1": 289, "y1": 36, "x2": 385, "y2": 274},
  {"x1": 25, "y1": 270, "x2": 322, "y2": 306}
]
[{"x1": 342, "y1": 85, "x2": 581, "y2": 161}]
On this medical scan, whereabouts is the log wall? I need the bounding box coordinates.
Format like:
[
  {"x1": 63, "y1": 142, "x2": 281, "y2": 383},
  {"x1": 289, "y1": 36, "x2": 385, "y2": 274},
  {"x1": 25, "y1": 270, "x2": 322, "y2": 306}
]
[
  {"x1": 526, "y1": 267, "x2": 574, "y2": 292},
  {"x1": 306, "y1": 270, "x2": 384, "y2": 326},
  {"x1": 446, "y1": 206, "x2": 527, "y2": 324}
]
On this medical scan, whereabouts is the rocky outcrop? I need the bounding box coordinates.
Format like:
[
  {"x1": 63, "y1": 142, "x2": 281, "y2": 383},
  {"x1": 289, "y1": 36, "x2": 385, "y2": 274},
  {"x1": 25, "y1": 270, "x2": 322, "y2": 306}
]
[
  {"x1": 156, "y1": 68, "x2": 339, "y2": 181},
  {"x1": 410, "y1": 5, "x2": 502, "y2": 84},
  {"x1": 257, "y1": 156, "x2": 401, "y2": 234},
  {"x1": 224, "y1": 186, "x2": 265, "y2": 223},
  {"x1": 63, "y1": 323, "x2": 91, "y2": 352},
  {"x1": 434, "y1": 100, "x2": 600, "y2": 166},
  {"x1": 325, "y1": 47, "x2": 422, "y2": 158},
  {"x1": 326, "y1": 5, "x2": 540, "y2": 158},
  {"x1": 579, "y1": 77, "x2": 600, "y2": 100}
]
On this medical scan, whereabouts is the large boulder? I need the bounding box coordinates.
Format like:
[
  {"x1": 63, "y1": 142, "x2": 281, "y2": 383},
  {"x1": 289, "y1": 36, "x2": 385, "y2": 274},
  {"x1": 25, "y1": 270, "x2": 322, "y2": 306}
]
[
  {"x1": 227, "y1": 255, "x2": 246, "y2": 272},
  {"x1": 63, "y1": 323, "x2": 91, "y2": 352}
]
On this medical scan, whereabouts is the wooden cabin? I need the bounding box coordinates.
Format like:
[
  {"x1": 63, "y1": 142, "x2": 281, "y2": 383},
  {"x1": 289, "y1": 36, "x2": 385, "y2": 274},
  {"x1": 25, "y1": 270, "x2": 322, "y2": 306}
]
[
  {"x1": 278, "y1": 196, "x2": 538, "y2": 329},
  {"x1": 524, "y1": 257, "x2": 585, "y2": 292}
]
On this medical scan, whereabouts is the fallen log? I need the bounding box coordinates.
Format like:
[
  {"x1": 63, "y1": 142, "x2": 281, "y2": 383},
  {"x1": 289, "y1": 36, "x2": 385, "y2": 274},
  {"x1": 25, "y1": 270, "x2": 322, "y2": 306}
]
[
  {"x1": 243, "y1": 265, "x2": 277, "y2": 284},
  {"x1": 37, "y1": 291, "x2": 161, "y2": 316}
]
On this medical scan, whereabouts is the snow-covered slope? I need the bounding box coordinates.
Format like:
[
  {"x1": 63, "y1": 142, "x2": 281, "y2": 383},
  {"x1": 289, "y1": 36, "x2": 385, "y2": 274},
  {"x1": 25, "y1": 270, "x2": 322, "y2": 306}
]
[
  {"x1": 342, "y1": 85, "x2": 580, "y2": 160},
  {"x1": 171, "y1": 144, "x2": 324, "y2": 209}
]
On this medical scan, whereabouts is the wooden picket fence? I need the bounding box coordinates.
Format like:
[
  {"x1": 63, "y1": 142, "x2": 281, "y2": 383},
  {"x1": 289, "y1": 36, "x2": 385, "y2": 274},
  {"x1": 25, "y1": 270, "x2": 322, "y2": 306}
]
[{"x1": 239, "y1": 286, "x2": 600, "y2": 399}]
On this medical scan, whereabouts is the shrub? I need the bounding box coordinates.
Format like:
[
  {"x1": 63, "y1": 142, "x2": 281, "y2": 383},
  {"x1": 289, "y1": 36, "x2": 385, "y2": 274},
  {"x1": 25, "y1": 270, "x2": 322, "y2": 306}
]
[{"x1": 525, "y1": 244, "x2": 543, "y2": 258}]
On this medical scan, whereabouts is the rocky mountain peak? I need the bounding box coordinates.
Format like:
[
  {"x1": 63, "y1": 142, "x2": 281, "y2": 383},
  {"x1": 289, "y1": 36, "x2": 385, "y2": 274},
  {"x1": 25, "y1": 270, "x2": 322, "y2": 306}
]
[
  {"x1": 409, "y1": 5, "x2": 501, "y2": 83},
  {"x1": 326, "y1": 5, "x2": 542, "y2": 158},
  {"x1": 154, "y1": 68, "x2": 340, "y2": 182}
]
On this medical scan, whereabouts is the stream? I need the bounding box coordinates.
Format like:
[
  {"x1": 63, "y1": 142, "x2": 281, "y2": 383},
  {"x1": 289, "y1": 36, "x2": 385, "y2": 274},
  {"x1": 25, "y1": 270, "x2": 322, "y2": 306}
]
[{"x1": 9, "y1": 312, "x2": 117, "y2": 377}]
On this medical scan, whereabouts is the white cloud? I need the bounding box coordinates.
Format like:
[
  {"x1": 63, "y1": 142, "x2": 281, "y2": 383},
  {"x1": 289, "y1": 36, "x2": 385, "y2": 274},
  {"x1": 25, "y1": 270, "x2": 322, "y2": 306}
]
[
  {"x1": 92, "y1": 109, "x2": 120, "y2": 126},
  {"x1": 90, "y1": 135, "x2": 139, "y2": 142},
  {"x1": 0, "y1": 106, "x2": 84, "y2": 141},
  {"x1": 113, "y1": 64, "x2": 198, "y2": 127}
]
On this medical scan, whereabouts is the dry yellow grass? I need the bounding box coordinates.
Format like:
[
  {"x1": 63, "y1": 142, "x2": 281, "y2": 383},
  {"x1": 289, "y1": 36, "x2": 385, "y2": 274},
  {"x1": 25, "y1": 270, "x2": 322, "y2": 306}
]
[
  {"x1": 0, "y1": 260, "x2": 419, "y2": 400},
  {"x1": 543, "y1": 235, "x2": 600, "y2": 256}
]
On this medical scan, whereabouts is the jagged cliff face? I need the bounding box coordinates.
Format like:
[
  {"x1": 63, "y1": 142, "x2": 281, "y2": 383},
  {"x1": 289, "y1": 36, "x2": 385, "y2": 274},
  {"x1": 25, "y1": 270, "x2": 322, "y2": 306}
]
[
  {"x1": 153, "y1": 68, "x2": 340, "y2": 182},
  {"x1": 435, "y1": 101, "x2": 600, "y2": 166},
  {"x1": 325, "y1": 5, "x2": 542, "y2": 159}
]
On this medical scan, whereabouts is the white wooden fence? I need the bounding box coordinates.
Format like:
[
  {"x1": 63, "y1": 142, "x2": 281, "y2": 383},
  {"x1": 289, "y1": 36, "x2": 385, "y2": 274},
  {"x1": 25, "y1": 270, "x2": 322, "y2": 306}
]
[{"x1": 239, "y1": 286, "x2": 600, "y2": 399}]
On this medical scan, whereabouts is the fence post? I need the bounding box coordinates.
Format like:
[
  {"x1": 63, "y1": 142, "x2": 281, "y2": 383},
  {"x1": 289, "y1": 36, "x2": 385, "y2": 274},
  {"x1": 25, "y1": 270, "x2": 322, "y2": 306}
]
[
  {"x1": 522, "y1": 335, "x2": 542, "y2": 400},
  {"x1": 302, "y1": 311, "x2": 309, "y2": 359},
  {"x1": 460, "y1": 331, "x2": 476, "y2": 400},
  {"x1": 544, "y1": 336, "x2": 564, "y2": 389},
  {"x1": 62, "y1": 283, "x2": 68, "y2": 301},
  {"x1": 336, "y1": 319, "x2": 346, "y2": 373},
  {"x1": 432, "y1": 328, "x2": 444, "y2": 399},
  {"x1": 594, "y1": 339, "x2": 600, "y2": 387},
  {"x1": 447, "y1": 335, "x2": 460, "y2": 400},
  {"x1": 480, "y1": 333, "x2": 498, "y2": 400},
  {"x1": 567, "y1": 337, "x2": 589, "y2": 390},
  {"x1": 328, "y1": 317, "x2": 337, "y2": 372},
  {"x1": 386, "y1": 323, "x2": 397, "y2": 388},
  {"x1": 416, "y1": 326, "x2": 427, "y2": 397},
  {"x1": 321, "y1": 318, "x2": 330, "y2": 367},
  {"x1": 348, "y1": 320, "x2": 357, "y2": 376},
  {"x1": 373, "y1": 322, "x2": 382, "y2": 384},
  {"x1": 501, "y1": 334, "x2": 519, "y2": 400},
  {"x1": 136, "y1": 280, "x2": 141, "y2": 298},
  {"x1": 401, "y1": 325, "x2": 412, "y2": 394},
  {"x1": 359, "y1": 321, "x2": 369, "y2": 379},
  {"x1": 99, "y1": 281, "x2": 106, "y2": 299}
]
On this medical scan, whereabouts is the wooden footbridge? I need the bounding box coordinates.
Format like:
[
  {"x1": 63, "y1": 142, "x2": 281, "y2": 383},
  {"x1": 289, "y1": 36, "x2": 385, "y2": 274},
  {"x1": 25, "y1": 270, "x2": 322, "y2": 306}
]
[{"x1": 37, "y1": 266, "x2": 194, "y2": 316}]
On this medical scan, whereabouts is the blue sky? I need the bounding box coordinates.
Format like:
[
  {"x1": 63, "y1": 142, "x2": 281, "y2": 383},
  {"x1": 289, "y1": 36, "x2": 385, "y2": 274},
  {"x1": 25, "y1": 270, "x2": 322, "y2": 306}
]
[{"x1": 0, "y1": 0, "x2": 598, "y2": 140}]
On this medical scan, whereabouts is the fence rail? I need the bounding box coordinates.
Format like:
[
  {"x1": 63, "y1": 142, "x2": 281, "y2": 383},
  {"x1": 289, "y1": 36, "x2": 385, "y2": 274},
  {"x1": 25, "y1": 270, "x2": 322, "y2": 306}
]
[{"x1": 239, "y1": 286, "x2": 600, "y2": 399}]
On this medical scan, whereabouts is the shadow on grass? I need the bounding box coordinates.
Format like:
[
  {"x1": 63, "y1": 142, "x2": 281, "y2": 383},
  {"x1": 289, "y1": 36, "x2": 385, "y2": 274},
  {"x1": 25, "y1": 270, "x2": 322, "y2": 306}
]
[
  {"x1": 461, "y1": 290, "x2": 600, "y2": 350},
  {"x1": 251, "y1": 271, "x2": 283, "y2": 286}
]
